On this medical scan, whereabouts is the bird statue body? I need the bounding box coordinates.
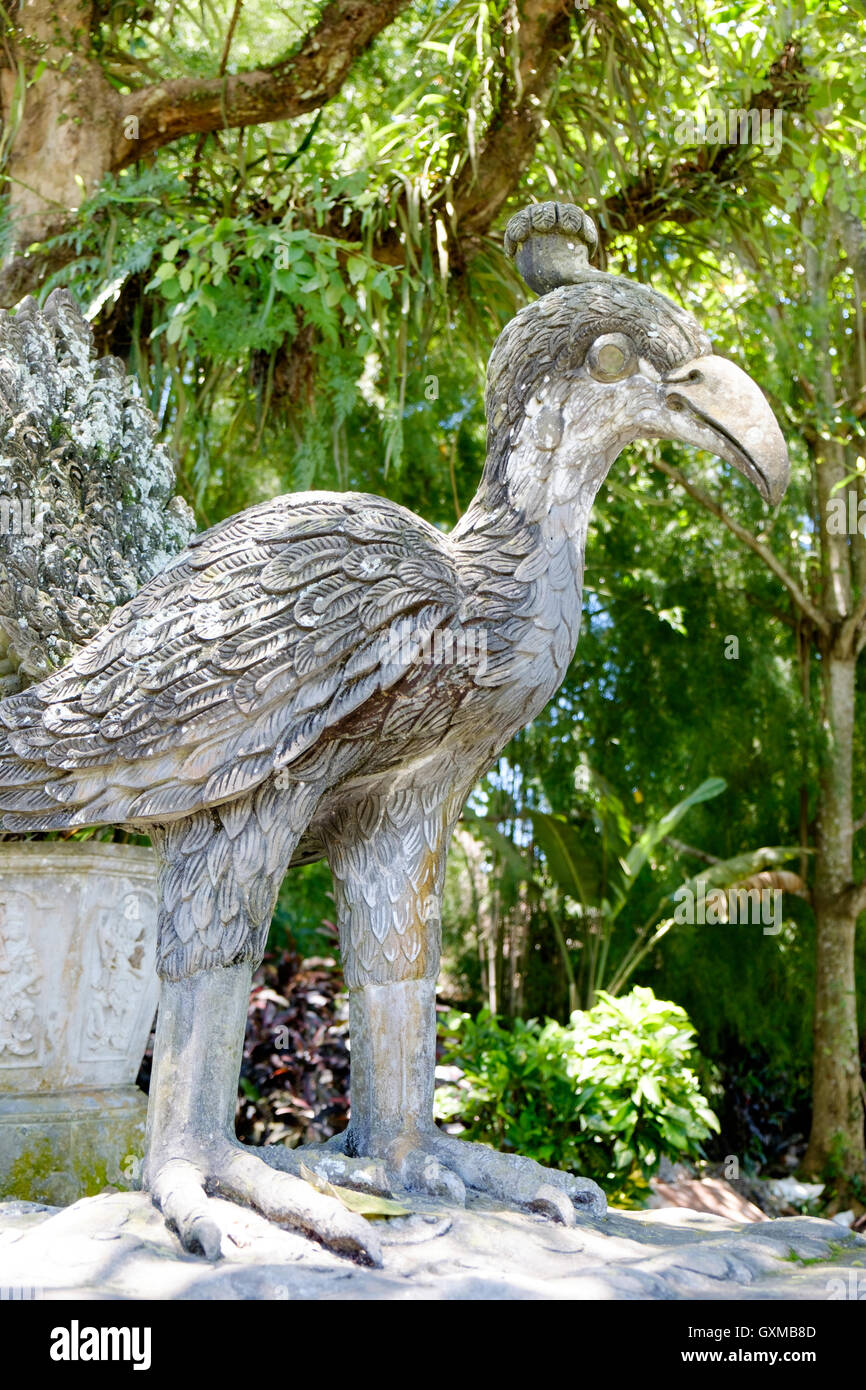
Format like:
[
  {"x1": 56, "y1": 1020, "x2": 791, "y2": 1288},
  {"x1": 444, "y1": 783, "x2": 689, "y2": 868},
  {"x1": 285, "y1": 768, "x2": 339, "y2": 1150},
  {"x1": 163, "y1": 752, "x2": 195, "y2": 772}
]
[{"x1": 0, "y1": 204, "x2": 789, "y2": 1263}]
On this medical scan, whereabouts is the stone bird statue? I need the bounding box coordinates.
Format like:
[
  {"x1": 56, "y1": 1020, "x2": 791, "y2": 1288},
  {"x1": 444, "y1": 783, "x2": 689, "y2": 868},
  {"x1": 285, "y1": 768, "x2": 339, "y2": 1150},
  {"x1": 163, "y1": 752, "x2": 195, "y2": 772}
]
[{"x1": 0, "y1": 203, "x2": 789, "y2": 1264}]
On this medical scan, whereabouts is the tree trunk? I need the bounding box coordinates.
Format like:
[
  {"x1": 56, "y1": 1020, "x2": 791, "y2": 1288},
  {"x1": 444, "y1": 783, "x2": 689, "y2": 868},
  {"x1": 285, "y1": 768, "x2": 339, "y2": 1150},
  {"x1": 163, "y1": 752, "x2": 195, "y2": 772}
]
[
  {"x1": 801, "y1": 209, "x2": 866, "y2": 1186},
  {"x1": 0, "y1": 0, "x2": 572, "y2": 307},
  {"x1": 0, "y1": 0, "x2": 413, "y2": 305},
  {"x1": 1, "y1": 2, "x2": 112, "y2": 227},
  {"x1": 0, "y1": 1, "x2": 118, "y2": 300},
  {"x1": 804, "y1": 651, "x2": 866, "y2": 1179}
]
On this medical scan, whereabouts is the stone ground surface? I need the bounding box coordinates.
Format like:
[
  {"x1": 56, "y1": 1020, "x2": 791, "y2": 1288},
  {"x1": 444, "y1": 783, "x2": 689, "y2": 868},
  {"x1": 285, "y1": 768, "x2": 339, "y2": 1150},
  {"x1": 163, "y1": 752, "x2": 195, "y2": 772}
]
[{"x1": 1, "y1": 1191, "x2": 865, "y2": 1300}]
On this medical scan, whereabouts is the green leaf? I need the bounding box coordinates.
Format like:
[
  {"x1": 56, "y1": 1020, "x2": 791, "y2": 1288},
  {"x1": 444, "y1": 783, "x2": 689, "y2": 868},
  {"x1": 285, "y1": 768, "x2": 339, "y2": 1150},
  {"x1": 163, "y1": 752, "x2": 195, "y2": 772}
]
[
  {"x1": 671, "y1": 846, "x2": 802, "y2": 907},
  {"x1": 528, "y1": 810, "x2": 600, "y2": 904},
  {"x1": 623, "y1": 778, "x2": 726, "y2": 885},
  {"x1": 638, "y1": 1075, "x2": 662, "y2": 1106},
  {"x1": 165, "y1": 315, "x2": 186, "y2": 344}
]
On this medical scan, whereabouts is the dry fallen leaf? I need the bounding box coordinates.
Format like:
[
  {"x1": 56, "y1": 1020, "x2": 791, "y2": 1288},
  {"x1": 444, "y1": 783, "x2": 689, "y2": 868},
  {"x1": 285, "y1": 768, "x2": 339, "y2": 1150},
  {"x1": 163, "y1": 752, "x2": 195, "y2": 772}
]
[{"x1": 298, "y1": 1162, "x2": 411, "y2": 1219}]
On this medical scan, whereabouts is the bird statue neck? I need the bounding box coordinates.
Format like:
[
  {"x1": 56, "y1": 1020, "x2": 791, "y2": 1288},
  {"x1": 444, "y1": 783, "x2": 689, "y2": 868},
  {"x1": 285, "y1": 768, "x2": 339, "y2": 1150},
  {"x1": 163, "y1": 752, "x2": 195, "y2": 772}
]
[
  {"x1": 454, "y1": 411, "x2": 617, "y2": 574},
  {"x1": 450, "y1": 432, "x2": 618, "y2": 730},
  {"x1": 459, "y1": 437, "x2": 614, "y2": 533}
]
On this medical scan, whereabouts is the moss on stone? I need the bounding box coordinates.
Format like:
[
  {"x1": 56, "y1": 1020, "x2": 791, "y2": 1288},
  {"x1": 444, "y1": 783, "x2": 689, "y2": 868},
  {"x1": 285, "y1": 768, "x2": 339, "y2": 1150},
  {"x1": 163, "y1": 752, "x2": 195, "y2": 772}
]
[{"x1": 1, "y1": 1097, "x2": 148, "y2": 1203}]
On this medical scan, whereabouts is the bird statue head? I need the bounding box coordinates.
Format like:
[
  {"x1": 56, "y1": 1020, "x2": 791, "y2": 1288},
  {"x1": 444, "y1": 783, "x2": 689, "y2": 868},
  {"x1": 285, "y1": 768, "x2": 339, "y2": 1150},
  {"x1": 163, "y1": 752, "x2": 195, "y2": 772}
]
[{"x1": 486, "y1": 201, "x2": 789, "y2": 518}]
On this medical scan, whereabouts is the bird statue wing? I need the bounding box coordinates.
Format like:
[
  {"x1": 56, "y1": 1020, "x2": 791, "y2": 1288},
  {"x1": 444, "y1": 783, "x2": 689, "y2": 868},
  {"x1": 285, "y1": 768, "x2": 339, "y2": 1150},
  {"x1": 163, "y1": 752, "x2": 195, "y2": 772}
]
[{"x1": 0, "y1": 493, "x2": 462, "y2": 829}]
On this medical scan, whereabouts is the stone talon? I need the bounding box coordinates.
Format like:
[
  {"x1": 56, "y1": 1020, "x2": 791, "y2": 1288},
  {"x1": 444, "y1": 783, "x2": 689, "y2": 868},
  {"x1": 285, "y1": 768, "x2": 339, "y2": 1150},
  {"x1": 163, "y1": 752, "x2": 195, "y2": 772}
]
[
  {"x1": 150, "y1": 1159, "x2": 223, "y2": 1260},
  {"x1": 423, "y1": 1132, "x2": 607, "y2": 1220},
  {"x1": 569, "y1": 1179, "x2": 608, "y2": 1215},
  {"x1": 394, "y1": 1151, "x2": 467, "y2": 1205},
  {"x1": 526, "y1": 1184, "x2": 577, "y2": 1226},
  {"x1": 149, "y1": 1144, "x2": 383, "y2": 1266},
  {"x1": 218, "y1": 1149, "x2": 383, "y2": 1265},
  {"x1": 280, "y1": 1124, "x2": 604, "y2": 1228}
]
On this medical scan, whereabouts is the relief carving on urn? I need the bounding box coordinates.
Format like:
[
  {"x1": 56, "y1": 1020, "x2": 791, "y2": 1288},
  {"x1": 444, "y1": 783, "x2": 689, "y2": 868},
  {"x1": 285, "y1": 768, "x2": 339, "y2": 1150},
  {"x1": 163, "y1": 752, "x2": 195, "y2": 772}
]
[
  {"x1": 0, "y1": 895, "x2": 41, "y2": 1063},
  {"x1": 80, "y1": 889, "x2": 157, "y2": 1062}
]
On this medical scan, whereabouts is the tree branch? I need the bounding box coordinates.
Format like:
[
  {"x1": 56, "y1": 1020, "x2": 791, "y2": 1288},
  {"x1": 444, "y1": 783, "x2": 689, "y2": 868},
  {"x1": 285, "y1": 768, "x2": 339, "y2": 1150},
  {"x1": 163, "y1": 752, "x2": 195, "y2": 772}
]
[
  {"x1": 260, "y1": 0, "x2": 576, "y2": 408},
  {"x1": 836, "y1": 205, "x2": 866, "y2": 283},
  {"x1": 648, "y1": 456, "x2": 832, "y2": 637},
  {"x1": 744, "y1": 589, "x2": 798, "y2": 630},
  {"x1": 664, "y1": 836, "x2": 720, "y2": 864},
  {"x1": 449, "y1": 0, "x2": 574, "y2": 249},
  {"x1": 321, "y1": 0, "x2": 576, "y2": 267},
  {"x1": 847, "y1": 879, "x2": 866, "y2": 918},
  {"x1": 841, "y1": 588, "x2": 866, "y2": 656},
  {"x1": 599, "y1": 38, "x2": 810, "y2": 244},
  {"x1": 218, "y1": 0, "x2": 244, "y2": 76},
  {"x1": 115, "y1": 0, "x2": 411, "y2": 166}
]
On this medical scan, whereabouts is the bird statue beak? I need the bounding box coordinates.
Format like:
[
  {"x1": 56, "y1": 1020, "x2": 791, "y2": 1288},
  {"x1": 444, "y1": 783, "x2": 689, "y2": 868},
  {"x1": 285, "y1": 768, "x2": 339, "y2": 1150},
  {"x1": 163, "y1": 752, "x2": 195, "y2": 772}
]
[{"x1": 661, "y1": 355, "x2": 790, "y2": 506}]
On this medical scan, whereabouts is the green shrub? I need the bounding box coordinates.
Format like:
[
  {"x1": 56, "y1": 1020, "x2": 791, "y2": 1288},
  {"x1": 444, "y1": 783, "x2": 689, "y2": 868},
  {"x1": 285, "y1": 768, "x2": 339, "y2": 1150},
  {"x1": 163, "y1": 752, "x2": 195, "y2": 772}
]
[{"x1": 435, "y1": 986, "x2": 719, "y2": 1201}]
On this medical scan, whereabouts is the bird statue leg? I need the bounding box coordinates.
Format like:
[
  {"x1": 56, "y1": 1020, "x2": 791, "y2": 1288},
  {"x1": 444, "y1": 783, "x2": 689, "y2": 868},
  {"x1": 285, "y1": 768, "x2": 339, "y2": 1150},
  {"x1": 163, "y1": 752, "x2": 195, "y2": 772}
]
[
  {"x1": 142, "y1": 960, "x2": 382, "y2": 1264},
  {"x1": 138, "y1": 800, "x2": 383, "y2": 1265},
  {"x1": 277, "y1": 791, "x2": 607, "y2": 1226}
]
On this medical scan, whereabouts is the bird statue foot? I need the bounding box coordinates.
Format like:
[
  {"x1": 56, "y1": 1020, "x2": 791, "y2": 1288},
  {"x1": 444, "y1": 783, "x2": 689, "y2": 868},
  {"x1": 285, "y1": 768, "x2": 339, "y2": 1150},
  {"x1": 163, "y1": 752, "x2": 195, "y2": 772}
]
[
  {"x1": 422, "y1": 1131, "x2": 607, "y2": 1224},
  {"x1": 145, "y1": 1145, "x2": 383, "y2": 1265},
  {"x1": 142, "y1": 965, "x2": 382, "y2": 1265},
  {"x1": 263, "y1": 1129, "x2": 607, "y2": 1228}
]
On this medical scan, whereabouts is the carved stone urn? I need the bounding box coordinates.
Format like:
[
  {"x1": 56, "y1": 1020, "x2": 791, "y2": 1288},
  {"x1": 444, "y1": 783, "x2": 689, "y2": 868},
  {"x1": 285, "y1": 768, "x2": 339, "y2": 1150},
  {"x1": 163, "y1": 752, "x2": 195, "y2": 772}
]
[
  {"x1": 0, "y1": 287, "x2": 192, "y2": 1208},
  {"x1": 0, "y1": 842, "x2": 159, "y2": 1204}
]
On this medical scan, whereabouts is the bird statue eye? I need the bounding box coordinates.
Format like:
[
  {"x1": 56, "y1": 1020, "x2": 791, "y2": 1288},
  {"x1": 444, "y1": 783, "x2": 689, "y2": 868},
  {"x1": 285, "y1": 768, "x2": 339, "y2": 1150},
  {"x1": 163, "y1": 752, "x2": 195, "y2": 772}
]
[{"x1": 586, "y1": 333, "x2": 637, "y2": 382}]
